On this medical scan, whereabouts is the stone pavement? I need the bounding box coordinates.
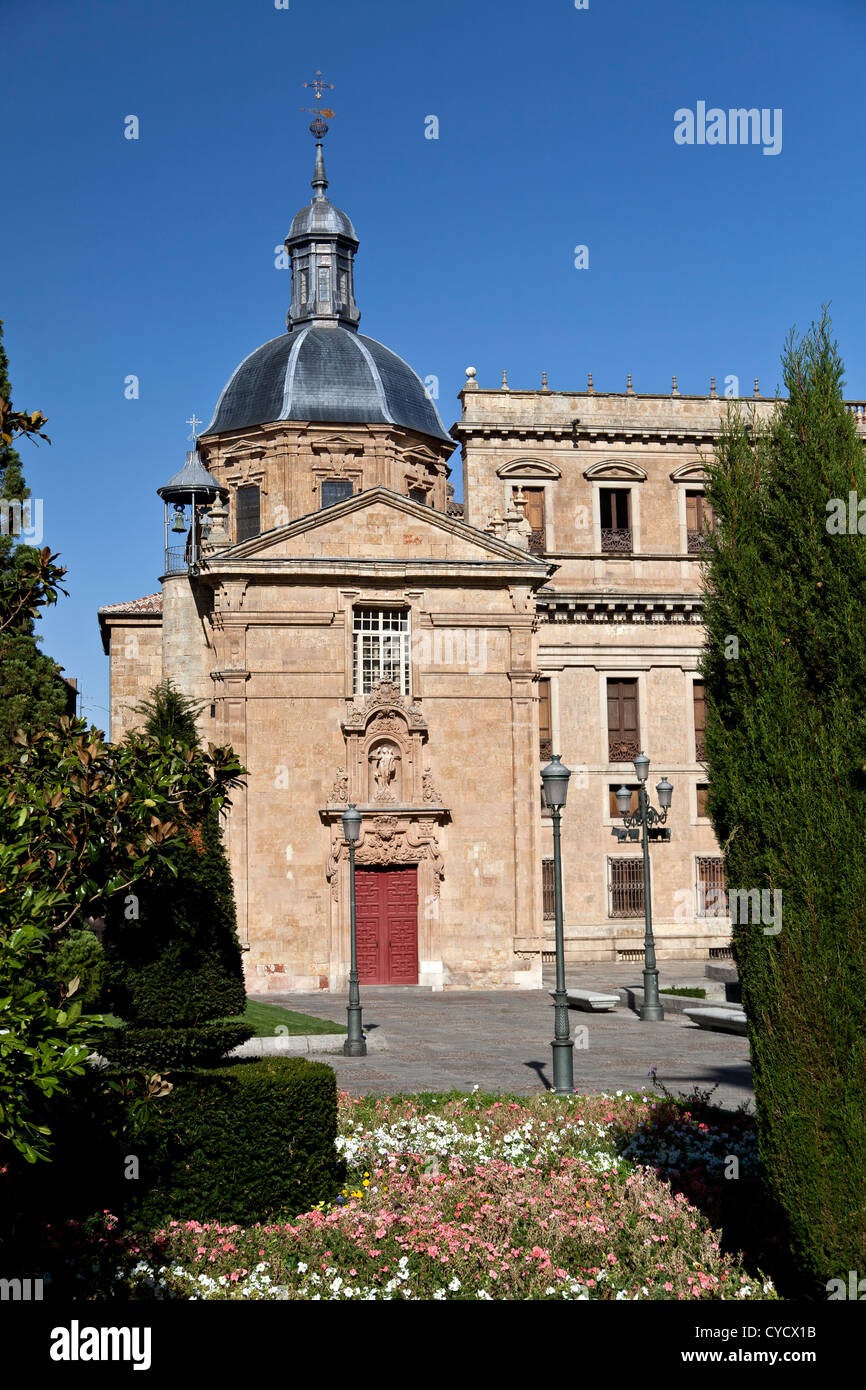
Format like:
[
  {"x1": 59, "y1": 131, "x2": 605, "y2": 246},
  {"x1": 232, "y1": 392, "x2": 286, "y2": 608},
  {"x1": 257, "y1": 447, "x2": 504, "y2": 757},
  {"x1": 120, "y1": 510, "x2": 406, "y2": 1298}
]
[{"x1": 253, "y1": 963, "x2": 753, "y2": 1111}]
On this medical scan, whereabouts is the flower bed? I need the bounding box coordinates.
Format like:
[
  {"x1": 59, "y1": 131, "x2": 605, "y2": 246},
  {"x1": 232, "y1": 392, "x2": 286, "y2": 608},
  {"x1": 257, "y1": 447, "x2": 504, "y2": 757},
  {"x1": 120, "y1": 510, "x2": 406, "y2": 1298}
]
[{"x1": 41, "y1": 1089, "x2": 780, "y2": 1301}]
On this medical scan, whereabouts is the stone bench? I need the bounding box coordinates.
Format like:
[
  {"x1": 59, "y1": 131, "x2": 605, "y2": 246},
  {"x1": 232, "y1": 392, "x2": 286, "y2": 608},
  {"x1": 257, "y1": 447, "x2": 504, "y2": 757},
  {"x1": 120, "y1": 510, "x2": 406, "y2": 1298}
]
[
  {"x1": 683, "y1": 1006, "x2": 747, "y2": 1036},
  {"x1": 549, "y1": 989, "x2": 620, "y2": 1012}
]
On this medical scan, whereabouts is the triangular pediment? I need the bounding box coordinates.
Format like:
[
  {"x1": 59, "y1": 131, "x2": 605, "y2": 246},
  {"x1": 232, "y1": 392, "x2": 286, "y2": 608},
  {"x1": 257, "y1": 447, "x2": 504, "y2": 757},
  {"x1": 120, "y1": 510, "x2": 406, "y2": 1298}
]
[{"x1": 211, "y1": 487, "x2": 549, "y2": 568}]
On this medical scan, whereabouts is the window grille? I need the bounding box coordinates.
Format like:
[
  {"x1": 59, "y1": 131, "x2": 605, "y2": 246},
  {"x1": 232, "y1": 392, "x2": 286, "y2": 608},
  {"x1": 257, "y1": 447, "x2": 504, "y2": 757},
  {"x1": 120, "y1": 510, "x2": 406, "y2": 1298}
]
[
  {"x1": 542, "y1": 859, "x2": 556, "y2": 920},
  {"x1": 321, "y1": 479, "x2": 353, "y2": 508},
  {"x1": 609, "y1": 857, "x2": 644, "y2": 918},
  {"x1": 236, "y1": 485, "x2": 260, "y2": 542},
  {"x1": 696, "y1": 856, "x2": 727, "y2": 917}
]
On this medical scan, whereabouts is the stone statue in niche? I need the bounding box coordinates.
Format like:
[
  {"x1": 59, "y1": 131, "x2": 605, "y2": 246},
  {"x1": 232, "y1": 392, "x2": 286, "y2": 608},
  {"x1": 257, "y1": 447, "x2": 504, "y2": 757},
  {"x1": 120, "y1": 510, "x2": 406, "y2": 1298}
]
[{"x1": 370, "y1": 743, "x2": 400, "y2": 802}]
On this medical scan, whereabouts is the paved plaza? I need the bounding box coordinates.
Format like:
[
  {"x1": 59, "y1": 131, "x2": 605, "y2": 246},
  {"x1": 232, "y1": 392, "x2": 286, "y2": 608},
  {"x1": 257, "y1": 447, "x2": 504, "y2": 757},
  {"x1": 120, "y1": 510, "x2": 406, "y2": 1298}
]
[{"x1": 256, "y1": 963, "x2": 753, "y2": 1110}]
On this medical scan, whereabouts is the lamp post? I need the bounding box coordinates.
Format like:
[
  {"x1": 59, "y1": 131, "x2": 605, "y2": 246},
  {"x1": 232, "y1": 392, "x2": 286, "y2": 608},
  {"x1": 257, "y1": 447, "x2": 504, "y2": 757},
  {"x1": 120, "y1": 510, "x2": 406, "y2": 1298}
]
[
  {"x1": 341, "y1": 804, "x2": 366, "y2": 1056},
  {"x1": 614, "y1": 754, "x2": 673, "y2": 1022},
  {"x1": 540, "y1": 754, "x2": 573, "y2": 1094}
]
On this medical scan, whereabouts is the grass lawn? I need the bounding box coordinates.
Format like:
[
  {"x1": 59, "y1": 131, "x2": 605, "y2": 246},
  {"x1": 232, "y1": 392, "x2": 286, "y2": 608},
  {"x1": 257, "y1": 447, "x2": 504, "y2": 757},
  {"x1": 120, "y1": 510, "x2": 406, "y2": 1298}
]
[
  {"x1": 97, "y1": 1000, "x2": 347, "y2": 1035},
  {"x1": 234, "y1": 998, "x2": 347, "y2": 1037},
  {"x1": 660, "y1": 987, "x2": 707, "y2": 998}
]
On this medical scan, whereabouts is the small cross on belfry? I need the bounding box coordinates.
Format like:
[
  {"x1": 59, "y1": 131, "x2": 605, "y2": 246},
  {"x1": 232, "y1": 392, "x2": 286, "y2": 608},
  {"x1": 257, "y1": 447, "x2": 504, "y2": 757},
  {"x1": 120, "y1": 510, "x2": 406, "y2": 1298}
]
[{"x1": 186, "y1": 413, "x2": 203, "y2": 443}]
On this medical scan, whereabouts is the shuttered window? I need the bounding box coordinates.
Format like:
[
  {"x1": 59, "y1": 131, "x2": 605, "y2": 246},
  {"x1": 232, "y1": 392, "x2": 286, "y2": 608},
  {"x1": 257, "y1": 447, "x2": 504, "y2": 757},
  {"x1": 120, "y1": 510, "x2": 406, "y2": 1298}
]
[
  {"x1": 609, "y1": 858, "x2": 644, "y2": 918},
  {"x1": 607, "y1": 678, "x2": 640, "y2": 762},
  {"x1": 236, "y1": 485, "x2": 260, "y2": 542},
  {"x1": 696, "y1": 783, "x2": 710, "y2": 817},
  {"x1": 601, "y1": 488, "x2": 632, "y2": 553},
  {"x1": 538, "y1": 677, "x2": 552, "y2": 760},
  {"x1": 693, "y1": 681, "x2": 706, "y2": 760},
  {"x1": 522, "y1": 488, "x2": 546, "y2": 555},
  {"x1": 686, "y1": 491, "x2": 715, "y2": 553}
]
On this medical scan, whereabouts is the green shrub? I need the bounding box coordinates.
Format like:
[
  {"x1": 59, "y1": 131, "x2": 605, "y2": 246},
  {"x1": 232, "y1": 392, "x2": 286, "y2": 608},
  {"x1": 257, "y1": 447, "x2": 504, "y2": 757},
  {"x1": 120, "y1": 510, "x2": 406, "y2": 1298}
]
[
  {"x1": 124, "y1": 1057, "x2": 342, "y2": 1227},
  {"x1": 46, "y1": 926, "x2": 106, "y2": 1011},
  {"x1": 103, "y1": 809, "x2": 246, "y2": 1028},
  {"x1": 103, "y1": 1022, "x2": 253, "y2": 1070}
]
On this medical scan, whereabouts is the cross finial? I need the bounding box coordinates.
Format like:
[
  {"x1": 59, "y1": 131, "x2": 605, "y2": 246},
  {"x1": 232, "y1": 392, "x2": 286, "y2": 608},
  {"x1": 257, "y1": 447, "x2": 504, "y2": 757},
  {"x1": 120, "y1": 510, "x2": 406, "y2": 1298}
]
[
  {"x1": 302, "y1": 70, "x2": 335, "y2": 139},
  {"x1": 186, "y1": 413, "x2": 203, "y2": 443}
]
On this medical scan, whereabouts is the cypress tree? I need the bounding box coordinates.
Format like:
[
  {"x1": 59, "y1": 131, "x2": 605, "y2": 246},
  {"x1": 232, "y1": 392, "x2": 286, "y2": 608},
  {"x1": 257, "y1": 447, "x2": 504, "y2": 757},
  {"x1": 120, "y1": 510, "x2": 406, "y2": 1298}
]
[
  {"x1": 0, "y1": 319, "x2": 68, "y2": 740},
  {"x1": 103, "y1": 680, "x2": 247, "y2": 1031},
  {"x1": 701, "y1": 312, "x2": 866, "y2": 1293}
]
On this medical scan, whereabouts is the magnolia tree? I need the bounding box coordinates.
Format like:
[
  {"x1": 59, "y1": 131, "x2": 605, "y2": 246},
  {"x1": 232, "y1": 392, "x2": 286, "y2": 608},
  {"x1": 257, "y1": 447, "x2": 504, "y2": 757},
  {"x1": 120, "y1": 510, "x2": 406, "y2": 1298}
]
[{"x1": 0, "y1": 717, "x2": 244, "y2": 1163}]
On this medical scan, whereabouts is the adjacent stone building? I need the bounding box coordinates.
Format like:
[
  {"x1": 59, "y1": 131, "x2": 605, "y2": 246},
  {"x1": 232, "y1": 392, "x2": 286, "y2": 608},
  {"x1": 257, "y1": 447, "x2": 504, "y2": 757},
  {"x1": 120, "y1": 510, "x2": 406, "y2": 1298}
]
[{"x1": 97, "y1": 135, "x2": 866, "y2": 991}]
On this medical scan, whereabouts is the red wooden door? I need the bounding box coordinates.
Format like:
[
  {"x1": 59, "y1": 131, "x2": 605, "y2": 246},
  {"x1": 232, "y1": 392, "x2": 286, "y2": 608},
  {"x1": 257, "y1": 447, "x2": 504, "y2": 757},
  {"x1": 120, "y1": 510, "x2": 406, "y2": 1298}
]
[{"x1": 355, "y1": 867, "x2": 418, "y2": 984}]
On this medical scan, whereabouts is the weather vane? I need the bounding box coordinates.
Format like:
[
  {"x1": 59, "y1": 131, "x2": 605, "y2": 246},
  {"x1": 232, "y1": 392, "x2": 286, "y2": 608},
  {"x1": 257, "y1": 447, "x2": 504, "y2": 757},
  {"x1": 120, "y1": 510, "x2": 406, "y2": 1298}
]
[
  {"x1": 301, "y1": 70, "x2": 335, "y2": 139},
  {"x1": 186, "y1": 413, "x2": 202, "y2": 443}
]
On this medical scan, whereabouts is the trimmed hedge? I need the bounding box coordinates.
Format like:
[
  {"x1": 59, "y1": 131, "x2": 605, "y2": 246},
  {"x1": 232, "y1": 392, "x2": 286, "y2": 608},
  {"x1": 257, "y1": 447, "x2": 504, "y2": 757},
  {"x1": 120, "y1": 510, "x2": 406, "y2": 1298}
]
[
  {"x1": 102, "y1": 1022, "x2": 254, "y2": 1070},
  {"x1": 124, "y1": 1057, "x2": 342, "y2": 1228}
]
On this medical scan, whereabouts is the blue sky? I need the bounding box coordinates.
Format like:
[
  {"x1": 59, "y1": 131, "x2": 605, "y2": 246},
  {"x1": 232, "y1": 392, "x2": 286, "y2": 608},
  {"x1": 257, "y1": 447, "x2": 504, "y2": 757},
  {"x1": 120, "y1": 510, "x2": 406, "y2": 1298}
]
[{"x1": 3, "y1": 0, "x2": 865, "y2": 729}]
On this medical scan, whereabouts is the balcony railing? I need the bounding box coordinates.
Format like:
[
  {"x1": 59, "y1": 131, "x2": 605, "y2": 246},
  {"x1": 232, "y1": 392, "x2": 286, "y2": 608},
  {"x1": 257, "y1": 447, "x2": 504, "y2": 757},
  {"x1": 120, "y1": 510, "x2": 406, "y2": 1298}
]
[
  {"x1": 539, "y1": 737, "x2": 553, "y2": 761},
  {"x1": 687, "y1": 529, "x2": 711, "y2": 554},
  {"x1": 528, "y1": 527, "x2": 546, "y2": 556},
  {"x1": 601, "y1": 527, "x2": 632, "y2": 554}
]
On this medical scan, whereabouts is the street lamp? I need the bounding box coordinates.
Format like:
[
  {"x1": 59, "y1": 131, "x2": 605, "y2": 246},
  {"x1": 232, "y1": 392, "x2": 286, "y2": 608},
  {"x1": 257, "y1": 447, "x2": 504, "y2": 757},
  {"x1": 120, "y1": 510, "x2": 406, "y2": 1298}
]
[
  {"x1": 540, "y1": 754, "x2": 573, "y2": 1094},
  {"x1": 613, "y1": 753, "x2": 673, "y2": 1022},
  {"x1": 341, "y1": 803, "x2": 366, "y2": 1056}
]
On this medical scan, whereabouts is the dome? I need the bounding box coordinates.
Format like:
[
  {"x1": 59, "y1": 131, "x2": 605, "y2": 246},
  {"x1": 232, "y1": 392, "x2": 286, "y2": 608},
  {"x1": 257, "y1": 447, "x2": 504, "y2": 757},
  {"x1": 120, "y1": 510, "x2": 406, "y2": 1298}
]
[
  {"x1": 287, "y1": 196, "x2": 356, "y2": 242},
  {"x1": 203, "y1": 325, "x2": 452, "y2": 443}
]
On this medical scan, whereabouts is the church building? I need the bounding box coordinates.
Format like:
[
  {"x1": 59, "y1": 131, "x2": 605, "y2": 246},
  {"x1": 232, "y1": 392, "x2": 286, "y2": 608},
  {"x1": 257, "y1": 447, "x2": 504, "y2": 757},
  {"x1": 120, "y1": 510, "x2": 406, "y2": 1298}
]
[{"x1": 98, "y1": 119, "x2": 814, "y2": 993}]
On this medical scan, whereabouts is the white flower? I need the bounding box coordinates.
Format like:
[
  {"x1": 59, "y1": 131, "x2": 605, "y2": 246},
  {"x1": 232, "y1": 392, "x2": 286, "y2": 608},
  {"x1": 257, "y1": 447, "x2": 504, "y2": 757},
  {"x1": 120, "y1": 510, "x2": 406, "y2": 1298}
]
[{"x1": 448, "y1": 1277, "x2": 461, "y2": 1291}]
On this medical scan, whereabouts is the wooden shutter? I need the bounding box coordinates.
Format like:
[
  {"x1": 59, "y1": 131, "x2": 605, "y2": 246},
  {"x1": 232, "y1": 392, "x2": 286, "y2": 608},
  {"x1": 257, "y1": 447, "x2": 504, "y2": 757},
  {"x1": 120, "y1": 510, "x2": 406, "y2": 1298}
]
[
  {"x1": 522, "y1": 488, "x2": 545, "y2": 555},
  {"x1": 538, "y1": 678, "x2": 552, "y2": 760},
  {"x1": 696, "y1": 784, "x2": 710, "y2": 817},
  {"x1": 236, "y1": 485, "x2": 260, "y2": 542},
  {"x1": 607, "y1": 678, "x2": 640, "y2": 761},
  {"x1": 693, "y1": 681, "x2": 706, "y2": 760}
]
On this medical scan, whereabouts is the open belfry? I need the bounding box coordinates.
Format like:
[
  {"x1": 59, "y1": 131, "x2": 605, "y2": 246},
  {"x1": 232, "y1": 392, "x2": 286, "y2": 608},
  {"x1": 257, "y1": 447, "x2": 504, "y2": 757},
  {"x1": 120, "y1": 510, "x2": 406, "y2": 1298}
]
[{"x1": 97, "y1": 78, "x2": 803, "y2": 994}]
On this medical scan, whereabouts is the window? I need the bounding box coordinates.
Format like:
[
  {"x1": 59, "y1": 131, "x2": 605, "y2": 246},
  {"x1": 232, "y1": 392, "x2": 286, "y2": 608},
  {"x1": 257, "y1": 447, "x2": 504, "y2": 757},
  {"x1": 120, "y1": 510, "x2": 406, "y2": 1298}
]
[
  {"x1": 522, "y1": 488, "x2": 546, "y2": 555},
  {"x1": 538, "y1": 678, "x2": 552, "y2": 761},
  {"x1": 542, "y1": 859, "x2": 556, "y2": 920},
  {"x1": 607, "y1": 678, "x2": 640, "y2": 761},
  {"x1": 353, "y1": 609, "x2": 410, "y2": 696},
  {"x1": 298, "y1": 268, "x2": 308, "y2": 301},
  {"x1": 693, "y1": 681, "x2": 707, "y2": 761},
  {"x1": 317, "y1": 265, "x2": 331, "y2": 301},
  {"x1": 609, "y1": 784, "x2": 640, "y2": 816},
  {"x1": 696, "y1": 783, "x2": 710, "y2": 817},
  {"x1": 696, "y1": 856, "x2": 727, "y2": 917},
  {"x1": 321, "y1": 479, "x2": 353, "y2": 509},
  {"x1": 686, "y1": 491, "x2": 715, "y2": 553},
  {"x1": 236, "y1": 484, "x2": 260, "y2": 542},
  {"x1": 609, "y1": 858, "x2": 644, "y2": 918},
  {"x1": 600, "y1": 488, "x2": 632, "y2": 553},
  {"x1": 339, "y1": 269, "x2": 349, "y2": 301},
  {"x1": 408, "y1": 487, "x2": 427, "y2": 505}
]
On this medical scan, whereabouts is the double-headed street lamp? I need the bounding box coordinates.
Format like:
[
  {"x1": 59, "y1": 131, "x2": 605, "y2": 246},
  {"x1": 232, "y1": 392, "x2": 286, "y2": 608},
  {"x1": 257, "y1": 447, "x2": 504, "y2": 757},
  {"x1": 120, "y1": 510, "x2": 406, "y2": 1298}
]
[
  {"x1": 341, "y1": 803, "x2": 367, "y2": 1056},
  {"x1": 540, "y1": 754, "x2": 573, "y2": 1095},
  {"x1": 614, "y1": 753, "x2": 673, "y2": 1022}
]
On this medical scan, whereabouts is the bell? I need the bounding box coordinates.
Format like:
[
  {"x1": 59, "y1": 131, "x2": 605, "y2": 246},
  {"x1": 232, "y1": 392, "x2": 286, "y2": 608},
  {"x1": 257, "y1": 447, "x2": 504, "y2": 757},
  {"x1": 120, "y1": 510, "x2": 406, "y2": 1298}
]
[{"x1": 170, "y1": 505, "x2": 187, "y2": 533}]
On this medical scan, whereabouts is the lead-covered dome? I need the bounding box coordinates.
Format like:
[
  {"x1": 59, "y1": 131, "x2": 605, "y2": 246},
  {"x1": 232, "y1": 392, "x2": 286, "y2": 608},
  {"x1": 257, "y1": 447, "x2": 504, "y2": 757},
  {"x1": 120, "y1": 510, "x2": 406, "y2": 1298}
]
[{"x1": 203, "y1": 325, "x2": 451, "y2": 442}]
